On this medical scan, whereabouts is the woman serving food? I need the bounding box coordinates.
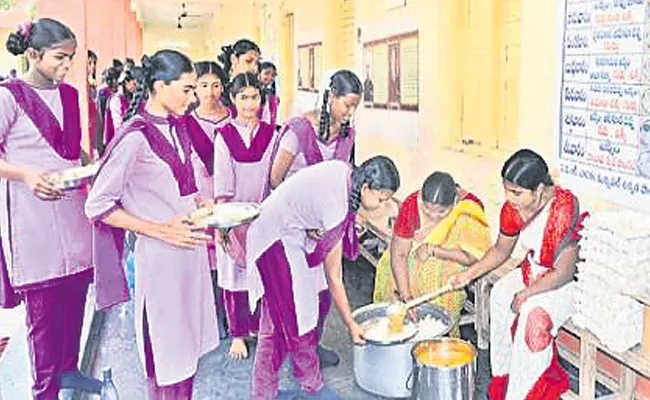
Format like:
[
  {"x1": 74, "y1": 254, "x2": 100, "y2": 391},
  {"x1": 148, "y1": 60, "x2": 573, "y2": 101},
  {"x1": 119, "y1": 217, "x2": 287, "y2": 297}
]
[{"x1": 373, "y1": 171, "x2": 491, "y2": 337}]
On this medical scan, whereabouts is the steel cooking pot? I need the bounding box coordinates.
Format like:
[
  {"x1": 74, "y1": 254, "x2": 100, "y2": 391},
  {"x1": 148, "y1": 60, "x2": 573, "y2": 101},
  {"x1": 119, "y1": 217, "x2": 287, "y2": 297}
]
[
  {"x1": 352, "y1": 302, "x2": 452, "y2": 399},
  {"x1": 410, "y1": 338, "x2": 476, "y2": 400}
]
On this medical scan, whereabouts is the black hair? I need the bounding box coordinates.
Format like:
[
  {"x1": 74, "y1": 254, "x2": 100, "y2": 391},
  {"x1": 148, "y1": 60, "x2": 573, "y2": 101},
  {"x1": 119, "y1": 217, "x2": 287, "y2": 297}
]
[
  {"x1": 349, "y1": 155, "x2": 400, "y2": 212},
  {"x1": 125, "y1": 58, "x2": 135, "y2": 69},
  {"x1": 421, "y1": 172, "x2": 457, "y2": 207},
  {"x1": 101, "y1": 66, "x2": 120, "y2": 89},
  {"x1": 501, "y1": 149, "x2": 554, "y2": 191},
  {"x1": 259, "y1": 61, "x2": 276, "y2": 74},
  {"x1": 217, "y1": 39, "x2": 260, "y2": 77},
  {"x1": 229, "y1": 72, "x2": 264, "y2": 107},
  {"x1": 6, "y1": 18, "x2": 76, "y2": 56},
  {"x1": 195, "y1": 61, "x2": 228, "y2": 105},
  {"x1": 124, "y1": 50, "x2": 194, "y2": 121},
  {"x1": 87, "y1": 50, "x2": 97, "y2": 80},
  {"x1": 259, "y1": 61, "x2": 277, "y2": 96},
  {"x1": 319, "y1": 69, "x2": 362, "y2": 142},
  {"x1": 195, "y1": 61, "x2": 227, "y2": 83},
  {"x1": 119, "y1": 66, "x2": 143, "y2": 101}
]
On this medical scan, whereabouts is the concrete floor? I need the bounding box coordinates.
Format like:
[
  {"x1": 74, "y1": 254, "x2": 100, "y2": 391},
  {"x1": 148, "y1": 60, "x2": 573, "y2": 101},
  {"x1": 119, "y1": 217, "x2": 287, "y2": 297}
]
[
  {"x1": 0, "y1": 255, "x2": 598, "y2": 400},
  {"x1": 89, "y1": 257, "x2": 493, "y2": 400}
]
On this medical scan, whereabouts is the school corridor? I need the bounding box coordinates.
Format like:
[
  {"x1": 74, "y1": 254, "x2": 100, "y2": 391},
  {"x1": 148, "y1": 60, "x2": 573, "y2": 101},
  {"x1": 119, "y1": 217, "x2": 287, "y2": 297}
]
[{"x1": 1, "y1": 0, "x2": 650, "y2": 399}]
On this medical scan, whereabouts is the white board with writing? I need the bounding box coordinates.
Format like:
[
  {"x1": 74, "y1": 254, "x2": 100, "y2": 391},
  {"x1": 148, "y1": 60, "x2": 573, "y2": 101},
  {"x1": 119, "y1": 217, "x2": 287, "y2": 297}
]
[{"x1": 557, "y1": 0, "x2": 650, "y2": 210}]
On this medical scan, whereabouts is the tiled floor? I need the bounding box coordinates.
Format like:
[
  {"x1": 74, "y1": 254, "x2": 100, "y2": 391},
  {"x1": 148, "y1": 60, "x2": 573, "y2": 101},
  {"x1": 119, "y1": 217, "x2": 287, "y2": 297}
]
[{"x1": 90, "y1": 257, "x2": 493, "y2": 400}]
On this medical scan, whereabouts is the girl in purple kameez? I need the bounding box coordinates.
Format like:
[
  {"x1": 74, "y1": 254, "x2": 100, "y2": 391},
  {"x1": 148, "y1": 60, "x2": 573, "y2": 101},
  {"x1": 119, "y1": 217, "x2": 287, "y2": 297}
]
[
  {"x1": 0, "y1": 19, "x2": 97, "y2": 400},
  {"x1": 96, "y1": 65, "x2": 121, "y2": 156},
  {"x1": 182, "y1": 61, "x2": 231, "y2": 338},
  {"x1": 184, "y1": 61, "x2": 231, "y2": 207},
  {"x1": 247, "y1": 157, "x2": 400, "y2": 400},
  {"x1": 218, "y1": 39, "x2": 261, "y2": 82},
  {"x1": 258, "y1": 61, "x2": 279, "y2": 129},
  {"x1": 85, "y1": 50, "x2": 219, "y2": 400},
  {"x1": 270, "y1": 70, "x2": 361, "y2": 189},
  {"x1": 268, "y1": 69, "x2": 362, "y2": 368},
  {"x1": 218, "y1": 39, "x2": 261, "y2": 118},
  {"x1": 212, "y1": 72, "x2": 277, "y2": 360},
  {"x1": 103, "y1": 67, "x2": 141, "y2": 150}
]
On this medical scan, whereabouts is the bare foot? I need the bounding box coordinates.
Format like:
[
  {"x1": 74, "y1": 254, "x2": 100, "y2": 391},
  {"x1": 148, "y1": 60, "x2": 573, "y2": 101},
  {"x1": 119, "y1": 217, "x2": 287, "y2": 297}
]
[{"x1": 228, "y1": 338, "x2": 248, "y2": 360}]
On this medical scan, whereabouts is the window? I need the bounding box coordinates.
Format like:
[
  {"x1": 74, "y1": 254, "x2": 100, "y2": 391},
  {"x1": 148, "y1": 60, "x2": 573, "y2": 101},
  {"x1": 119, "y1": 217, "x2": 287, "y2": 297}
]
[
  {"x1": 363, "y1": 31, "x2": 419, "y2": 111},
  {"x1": 297, "y1": 42, "x2": 322, "y2": 92}
]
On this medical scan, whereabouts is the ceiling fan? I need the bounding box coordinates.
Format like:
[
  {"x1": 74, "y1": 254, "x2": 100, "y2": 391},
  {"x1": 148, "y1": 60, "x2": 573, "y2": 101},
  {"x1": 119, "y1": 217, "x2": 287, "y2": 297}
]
[
  {"x1": 177, "y1": 2, "x2": 203, "y2": 29},
  {"x1": 180, "y1": 3, "x2": 202, "y2": 18}
]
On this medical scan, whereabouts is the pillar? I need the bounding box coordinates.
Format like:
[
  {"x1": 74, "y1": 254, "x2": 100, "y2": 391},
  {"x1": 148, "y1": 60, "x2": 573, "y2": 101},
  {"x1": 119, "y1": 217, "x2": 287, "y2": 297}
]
[{"x1": 36, "y1": 0, "x2": 89, "y2": 153}]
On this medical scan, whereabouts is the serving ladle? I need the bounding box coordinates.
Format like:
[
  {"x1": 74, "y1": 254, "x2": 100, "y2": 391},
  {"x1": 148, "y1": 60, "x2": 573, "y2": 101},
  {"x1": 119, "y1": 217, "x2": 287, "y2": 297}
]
[{"x1": 386, "y1": 283, "x2": 454, "y2": 333}]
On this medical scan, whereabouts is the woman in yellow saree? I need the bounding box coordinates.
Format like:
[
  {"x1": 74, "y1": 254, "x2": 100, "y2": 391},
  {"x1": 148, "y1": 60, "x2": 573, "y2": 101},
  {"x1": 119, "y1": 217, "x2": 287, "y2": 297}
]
[{"x1": 373, "y1": 172, "x2": 491, "y2": 336}]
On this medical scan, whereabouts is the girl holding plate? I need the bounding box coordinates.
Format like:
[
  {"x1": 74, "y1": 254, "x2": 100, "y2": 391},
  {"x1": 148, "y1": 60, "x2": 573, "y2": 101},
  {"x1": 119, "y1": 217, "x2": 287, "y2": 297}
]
[
  {"x1": 86, "y1": 50, "x2": 219, "y2": 399},
  {"x1": 213, "y1": 72, "x2": 278, "y2": 360},
  {"x1": 0, "y1": 18, "x2": 95, "y2": 399}
]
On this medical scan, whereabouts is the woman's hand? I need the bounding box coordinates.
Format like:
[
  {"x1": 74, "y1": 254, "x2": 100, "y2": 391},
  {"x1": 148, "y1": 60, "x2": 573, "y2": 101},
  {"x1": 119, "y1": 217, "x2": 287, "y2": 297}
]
[
  {"x1": 396, "y1": 291, "x2": 418, "y2": 322},
  {"x1": 415, "y1": 243, "x2": 438, "y2": 262},
  {"x1": 306, "y1": 228, "x2": 325, "y2": 241},
  {"x1": 196, "y1": 197, "x2": 215, "y2": 209},
  {"x1": 215, "y1": 228, "x2": 227, "y2": 245},
  {"x1": 348, "y1": 321, "x2": 367, "y2": 345},
  {"x1": 510, "y1": 290, "x2": 529, "y2": 314},
  {"x1": 151, "y1": 216, "x2": 211, "y2": 249},
  {"x1": 448, "y1": 270, "x2": 473, "y2": 290},
  {"x1": 23, "y1": 171, "x2": 64, "y2": 201}
]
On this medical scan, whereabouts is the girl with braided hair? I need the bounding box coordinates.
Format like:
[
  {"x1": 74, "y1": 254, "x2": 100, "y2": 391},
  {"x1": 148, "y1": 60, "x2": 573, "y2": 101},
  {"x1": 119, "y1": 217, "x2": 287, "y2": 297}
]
[
  {"x1": 86, "y1": 50, "x2": 219, "y2": 399},
  {"x1": 258, "y1": 61, "x2": 279, "y2": 128},
  {"x1": 268, "y1": 69, "x2": 361, "y2": 368},
  {"x1": 101, "y1": 67, "x2": 144, "y2": 155},
  {"x1": 217, "y1": 39, "x2": 261, "y2": 80},
  {"x1": 247, "y1": 156, "x2": 400, "y2": 400},
  {"x1": 97, "y1": 65, "x2": 120, "y2": 121},
  {"x1": 217, "y1": 39, "x2": 261, "y2": 114},
  {"x1": 270, "y1": 69, "x2": 361, "y2": 189}
]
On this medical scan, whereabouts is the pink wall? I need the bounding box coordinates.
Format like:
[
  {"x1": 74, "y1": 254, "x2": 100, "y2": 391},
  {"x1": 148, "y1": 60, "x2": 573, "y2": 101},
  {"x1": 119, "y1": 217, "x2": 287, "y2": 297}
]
[
  {"x1": 126, "y1": 10, "x2": 140, "y2": 60},
  {"x1": 87, "y1": 0, "x2": 115, "y2": 72},
  {"x1": 87, "y1": 0, "x2": 142, "y2": 71},
  {"x1": 0, "y1": 4, "x2": 30, "y2": 29},
  {"x1": 35, "y1": 0, "x2": 142, "y2": 153},
  {"x1": 111, "y1": 0, "x2": 126, "y2": 63}
]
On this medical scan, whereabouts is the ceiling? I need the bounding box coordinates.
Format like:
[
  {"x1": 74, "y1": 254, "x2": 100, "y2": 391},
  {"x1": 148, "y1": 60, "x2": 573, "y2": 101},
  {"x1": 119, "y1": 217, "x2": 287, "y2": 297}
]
[{"x1": 134, "y1": 0, "x2": 221, "y2": 29}]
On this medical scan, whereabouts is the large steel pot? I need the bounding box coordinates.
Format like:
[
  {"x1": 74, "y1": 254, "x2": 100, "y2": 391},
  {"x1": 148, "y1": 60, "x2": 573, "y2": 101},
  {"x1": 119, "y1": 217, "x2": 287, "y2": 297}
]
[
  {"x1": 352, "y1": 302, "x2": 452, "y2": 399},
  {"x1": 410, "y1": 338, "x2": 476, "y2": 400}
]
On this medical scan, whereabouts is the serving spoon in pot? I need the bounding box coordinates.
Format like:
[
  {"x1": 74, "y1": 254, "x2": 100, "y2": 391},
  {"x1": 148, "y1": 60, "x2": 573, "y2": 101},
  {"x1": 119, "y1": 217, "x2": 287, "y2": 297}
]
[{"x1": 386, "y1": 283, "x2": 454, "y2": 333}]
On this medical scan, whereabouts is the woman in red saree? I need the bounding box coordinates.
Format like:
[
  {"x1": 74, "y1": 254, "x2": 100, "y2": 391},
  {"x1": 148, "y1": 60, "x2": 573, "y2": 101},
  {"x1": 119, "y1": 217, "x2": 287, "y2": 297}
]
[{"x1": 451, "y1": 149, "x2": 587, "y2": 400}]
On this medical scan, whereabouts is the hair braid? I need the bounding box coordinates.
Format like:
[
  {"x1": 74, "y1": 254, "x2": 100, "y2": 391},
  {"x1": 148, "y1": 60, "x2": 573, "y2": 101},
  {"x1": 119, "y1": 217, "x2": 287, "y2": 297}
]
[
  {"x1": 339, "y1": 121, "x2": 351, "y2": 138},
  {"x1": 349, "y1": 166, "x2": 365, "y2": 212},
  {"x1": 123, "y1": 81, "x2": 146, "y2": 121},
  {"x1": 318, "y1": 89, "x2": 330, "y2": 142}
]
